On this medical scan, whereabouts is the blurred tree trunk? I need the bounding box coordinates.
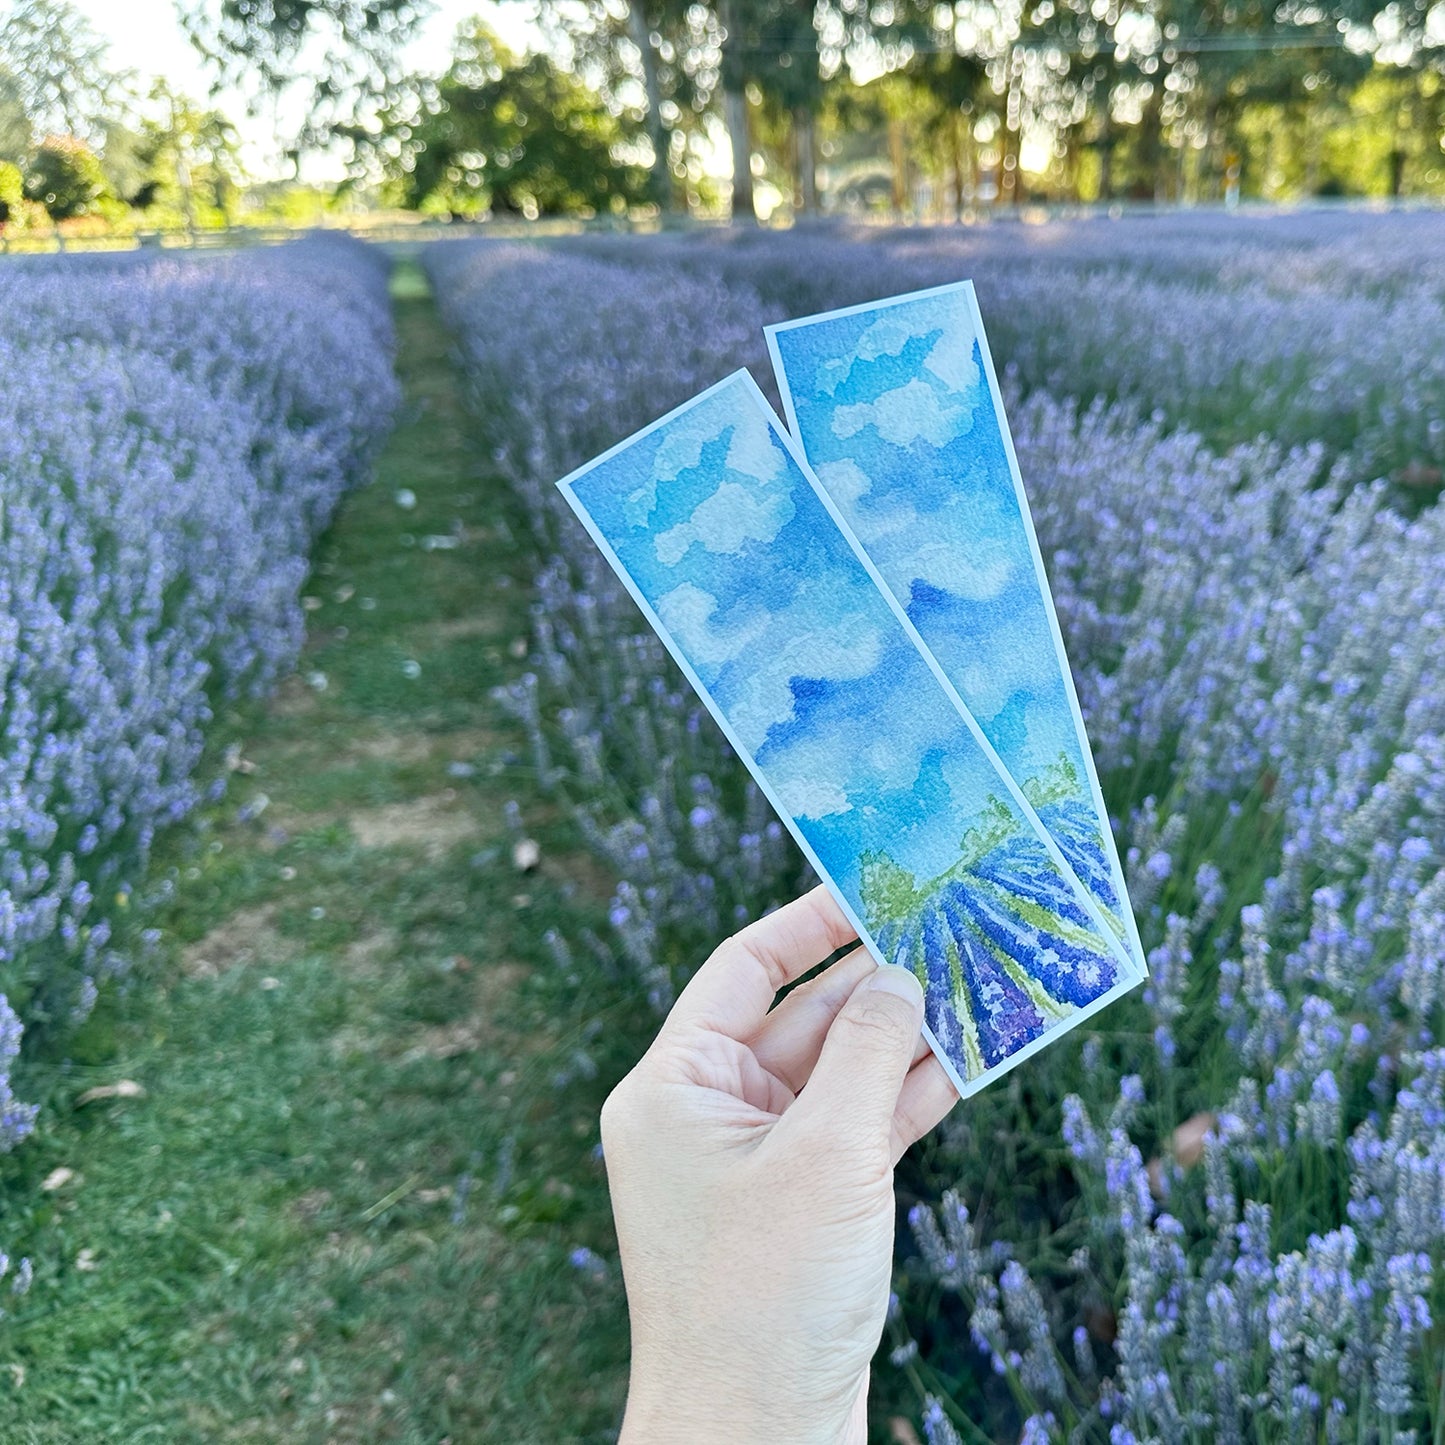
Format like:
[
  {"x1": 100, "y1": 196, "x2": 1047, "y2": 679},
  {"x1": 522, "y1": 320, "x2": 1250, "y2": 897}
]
[
  {"x1": 1098, "y1": 108, "x2": 1114, "y2": 200},
  {"x1": 792, "y1": 104, "x2": 817, "y2": 212},
  {"x1": 717, "y1": 0, "x2": 756, "y2": 223},
  {"x1": 951, "y1": 109, "x2": 966, "y2": 219},
  {"x1": 724, "y1": 88, "x2": 755, "y2": 221},
  {"x1": 888, "y1": 114, "x2": 907, "y2": 216},
  {"x1": 627, "y1": 1, "x2": 673, "y2": 210},
  {"x1": 1139, "y1": 87, "x2": 1165, "y2": 199}
]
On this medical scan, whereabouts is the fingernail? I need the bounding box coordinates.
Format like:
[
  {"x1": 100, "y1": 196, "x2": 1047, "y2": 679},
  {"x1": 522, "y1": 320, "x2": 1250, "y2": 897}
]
[{"x1": 867, "y1": 965, "x2": 923, "y2": 1007}]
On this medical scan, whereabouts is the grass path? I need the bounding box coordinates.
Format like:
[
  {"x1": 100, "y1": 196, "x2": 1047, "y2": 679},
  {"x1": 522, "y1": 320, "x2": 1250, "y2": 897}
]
[{"x1": 0, "y1": 269, "x2": 643, "y2": 1443}]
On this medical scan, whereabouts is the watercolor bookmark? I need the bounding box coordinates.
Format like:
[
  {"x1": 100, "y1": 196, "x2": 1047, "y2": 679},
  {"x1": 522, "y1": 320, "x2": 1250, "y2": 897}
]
[
  {"x1": 556, "y1": 370, "x2": 1141, "y2": 1098},
  {"x1": 766, "y1": 283, "x2": 1146, "y2": 979}
]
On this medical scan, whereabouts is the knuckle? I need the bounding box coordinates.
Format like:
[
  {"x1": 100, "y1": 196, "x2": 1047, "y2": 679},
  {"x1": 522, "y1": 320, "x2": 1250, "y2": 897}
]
[
  {"x1": 599, "y1": 1074, "x2": 644, "y2": 1149},
  {"x1": 844, "y1": 992, "x2": 913, "y2": 1044}
]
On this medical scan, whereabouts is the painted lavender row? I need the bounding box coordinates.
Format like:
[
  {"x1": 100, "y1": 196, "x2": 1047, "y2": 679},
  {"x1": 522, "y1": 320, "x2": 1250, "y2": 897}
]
[
  {"x1": 0, "y1": 236, "x2": 399, "y2": 1032},
  {"x1": 568, "y1": 214, "x2": 1445, "y2": 480},
  {"x1": 431, "y1": 230, "x2": 1445, "y2": 1439}
]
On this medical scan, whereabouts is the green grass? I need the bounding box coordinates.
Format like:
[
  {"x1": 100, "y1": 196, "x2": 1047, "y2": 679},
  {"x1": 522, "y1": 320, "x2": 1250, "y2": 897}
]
[{"x1": 0, "y1": 266, "x2": 649, "y2": 1443}]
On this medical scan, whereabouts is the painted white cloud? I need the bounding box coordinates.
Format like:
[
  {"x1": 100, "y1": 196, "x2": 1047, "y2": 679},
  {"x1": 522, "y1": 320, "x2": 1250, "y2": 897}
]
[
  {"x1": 814, "y1": 458, "x2": 872, "y2": 509},
  {"x1": 919, "y1": 301, "x2": 982, "y2": 395},
  {"x1": 773, "y1": 773, "x2": 852, "y2": 820},
  {"x1": 809, "y1": 295, "x2": 982, "y2": 411},
  {"x1": 655, "y1": 581, "x2": 766, "y2": 666},
  {"x1": 730, "y1": 624, "x2": 883, "y2": 753},
  {"x1": 624, "y1": 411, "x2": 713, "y2": 526},
  {"x1": 624, "y1": 382, "x2": 773, "y2": 526},
  {"x1": 816, "y1": 356, "x2": 851, "y2": 396},
  {"x1": 655, "y1": 481, "x2": 795, "y2": 565},
  {"x1": 723, "y1": 404, "x2": 785, "y2": 484},
  {"x1": 831, "y1": 379, "x2": 974, "y2": 449},
  {"x1": 811, "y1": 312, "x2": 923, "y2": 396},
  {"x1": 904, "y1": 537, "x2": 1013, "y2": 602},
  {"x1": 727, "y1": 573, "x2": 886, "y2": 752},
  {"x1": 654, "y1": 409, "x2": 716, "y2": 482},
  {"x1": 857, "y1": 313, "x2": 917, "y2": 362}
]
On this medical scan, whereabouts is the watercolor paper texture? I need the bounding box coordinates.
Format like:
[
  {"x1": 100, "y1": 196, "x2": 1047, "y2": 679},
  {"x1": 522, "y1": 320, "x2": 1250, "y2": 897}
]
[
  {"x1": 766, "y1": 283, "x2": 1147, "y2": 979},
  {"x1": 557, "y1": 371, "x2": 1140, "y2": 1097}
]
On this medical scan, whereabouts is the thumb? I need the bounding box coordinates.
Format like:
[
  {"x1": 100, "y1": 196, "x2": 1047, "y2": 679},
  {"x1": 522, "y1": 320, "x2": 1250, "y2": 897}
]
[{"x1": 789, "y1": 965, "x2": 925, "y2": 1146}]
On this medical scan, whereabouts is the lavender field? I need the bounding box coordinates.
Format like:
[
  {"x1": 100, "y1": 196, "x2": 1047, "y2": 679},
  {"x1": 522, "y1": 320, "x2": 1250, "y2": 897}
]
[
  {"x1": 428, "y1": 213, "x2": 1445, "y2": 1442},
  {"x1": 0, "y1": 238, "x2": 398, "y2": 1295},
  {"x1": 5, "y1": 215, "x2": 1445, "y2": 1440}
]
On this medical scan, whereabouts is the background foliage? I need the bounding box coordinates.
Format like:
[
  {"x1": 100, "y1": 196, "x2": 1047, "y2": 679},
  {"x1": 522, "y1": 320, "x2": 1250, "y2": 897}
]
[{"x1": 3, "y1": 0, "x2": 1445, "y2": 233}]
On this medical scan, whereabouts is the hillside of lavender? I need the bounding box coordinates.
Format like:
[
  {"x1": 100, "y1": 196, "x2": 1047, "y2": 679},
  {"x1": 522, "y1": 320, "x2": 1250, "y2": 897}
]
[
  {"x1": 429, "y1": 213, "x2": 1445, "y2": 1443},
  {"x1": 0, "y1": 238, "x2": 397, "y2": 1148}
]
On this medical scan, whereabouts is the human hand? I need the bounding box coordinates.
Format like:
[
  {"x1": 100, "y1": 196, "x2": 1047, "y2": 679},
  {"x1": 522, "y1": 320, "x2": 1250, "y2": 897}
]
[{"x1": 601, "y1": 886, "x2": 960, "y2": 1444}]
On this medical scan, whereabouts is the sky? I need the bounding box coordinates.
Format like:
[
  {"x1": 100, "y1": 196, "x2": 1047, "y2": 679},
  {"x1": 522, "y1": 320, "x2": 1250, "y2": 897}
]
[{"x1": 68, "y1": 0, "x2": 542, "y2": 178}]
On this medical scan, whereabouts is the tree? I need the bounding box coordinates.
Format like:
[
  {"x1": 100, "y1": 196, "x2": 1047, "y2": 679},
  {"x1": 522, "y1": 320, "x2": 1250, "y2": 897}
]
[
  {"x1": 23, "y1": 134, "x2": 111, "y2": 217},
  {"x1": 384, "y1": 23, "x2": 650, "y2": 218},
  {"x1": 0, "y1": 0, "x2": 114, "y2": 143},
  {"x1": 541, "y1": 0, "x2": 720, "y2": 213},
  {"x1": 182, "y1": 0, "x2": 430, "y2": 160},
  {"x1": 739, "y1": 0, "x2": 825, "y2": 212},
  {"x1": 0, "y1": 64, "x2": 27, "y2": 162},
  {"x1": 0, "y1": 156, "x2": 20, "y2": 220},
  {"x1": 905, "y1": 25, "x2": 991, "y2": 215},
  {"x1": 107, "y1": 88, "x2": 244, "y2": 220}
]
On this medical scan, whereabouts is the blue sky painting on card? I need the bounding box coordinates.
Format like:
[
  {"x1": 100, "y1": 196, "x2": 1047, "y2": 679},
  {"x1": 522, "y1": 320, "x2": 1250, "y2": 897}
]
[
  {"x1": 563, "y1": 374, "x2": 1133, "y2": 1088},
  {"x1": 770, "y1": 290, "x2": 1141, "y2": 967}
]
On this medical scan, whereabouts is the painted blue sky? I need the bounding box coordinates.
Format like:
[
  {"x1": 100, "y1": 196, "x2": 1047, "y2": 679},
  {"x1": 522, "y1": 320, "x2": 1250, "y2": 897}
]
[
  {"x1": 770, "y1": 289, "x2": 1088, "y2": 784},
  {"x1": 565, "y1": 376, "x2": 1060, "y2": 902}
]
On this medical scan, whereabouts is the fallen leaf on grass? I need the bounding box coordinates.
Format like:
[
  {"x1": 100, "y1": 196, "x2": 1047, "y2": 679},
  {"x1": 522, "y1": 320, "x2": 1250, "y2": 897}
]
[
  {"x1": 1394, "y1": 463, "x2": 1444, "y2": 489},
  {"x1": 41, "y1": 1168, "x2": 76, "y2": 1192},
  {"x1": 76, "y1": 1080, "x2": 145, "y2": 1106},
  {"x1": 1147, "y1": 1111, "x2": 1217, "y2": 1197}
]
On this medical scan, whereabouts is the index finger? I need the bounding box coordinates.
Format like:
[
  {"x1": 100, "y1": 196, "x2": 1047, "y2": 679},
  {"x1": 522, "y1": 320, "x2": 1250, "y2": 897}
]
[{"x1": 661, "y1": 885, "x2": 859, "y2": 1042}]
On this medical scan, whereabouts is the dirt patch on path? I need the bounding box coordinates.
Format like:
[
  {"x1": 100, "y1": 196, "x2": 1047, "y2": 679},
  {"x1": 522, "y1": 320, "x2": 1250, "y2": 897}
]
[
  {"x1": 404, "y1": 961, "x2": 532, "y2": 1060},
  {"x1": 182, "y1": 904, "x2": 289, "y2": 978},
  {"x1": 348, "y1": 793, "x2": 484, "y2": 859}
]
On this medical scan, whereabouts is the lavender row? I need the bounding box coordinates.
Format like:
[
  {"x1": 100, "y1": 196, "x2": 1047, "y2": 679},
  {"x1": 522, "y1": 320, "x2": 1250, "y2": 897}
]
[
  {"x1": 426, "y1": 242, "x2": 806, "y2": 997},
  {"x1": 568, "y1": 215, "x2": 1445, "y2": 480},
  {"x1": 0, "y1": 236, "x2": 399, "y2": 1031},
  {"x1": 429, "y1": 234, "x2": 1445, "y2": 1439}
]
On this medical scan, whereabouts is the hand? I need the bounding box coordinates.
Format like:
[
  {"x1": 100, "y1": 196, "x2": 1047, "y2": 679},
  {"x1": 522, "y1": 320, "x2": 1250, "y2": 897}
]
[{"x1": 601, "y1": 886, "x2": 960, "y2": 1444}]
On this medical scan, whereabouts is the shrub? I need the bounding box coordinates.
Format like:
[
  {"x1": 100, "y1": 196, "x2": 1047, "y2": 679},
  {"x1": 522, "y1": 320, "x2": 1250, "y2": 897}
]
[{"x1": 0, "y1": 236, "x2": 398, "y2": 1033}]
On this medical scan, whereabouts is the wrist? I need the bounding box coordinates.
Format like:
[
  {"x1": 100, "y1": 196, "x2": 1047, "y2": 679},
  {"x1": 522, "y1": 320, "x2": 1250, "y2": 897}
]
[{"x1": 619, "y1": 1360, "x2": 856, "y2": 1445}]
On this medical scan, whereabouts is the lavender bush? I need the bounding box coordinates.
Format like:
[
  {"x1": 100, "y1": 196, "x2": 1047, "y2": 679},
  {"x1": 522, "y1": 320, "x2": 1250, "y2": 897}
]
[
  {"x1": 567, "y1": 222, "x2": 1445, "y2": 483},
  {"x1": 0, "y1": 236, "x2": 398, "y2": 1035},
  {"x1": 431, "y1": 213, "x2": 1445, "y2": 1441}
]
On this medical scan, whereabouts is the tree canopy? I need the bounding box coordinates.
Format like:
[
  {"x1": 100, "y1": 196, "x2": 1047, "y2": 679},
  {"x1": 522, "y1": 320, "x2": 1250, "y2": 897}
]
[
  {"x1": 181, "y1": 0, "x2": 430, "y2": 156},
  {"x1": 380, "y1": 22, "x2": 649, "y2": 218}
]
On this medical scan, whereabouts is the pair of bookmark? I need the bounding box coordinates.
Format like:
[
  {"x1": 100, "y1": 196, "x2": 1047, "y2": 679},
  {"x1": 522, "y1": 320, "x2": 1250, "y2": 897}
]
[{"x1": 558, "y1": 281, "x2": 1146, "y2": 1099}]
